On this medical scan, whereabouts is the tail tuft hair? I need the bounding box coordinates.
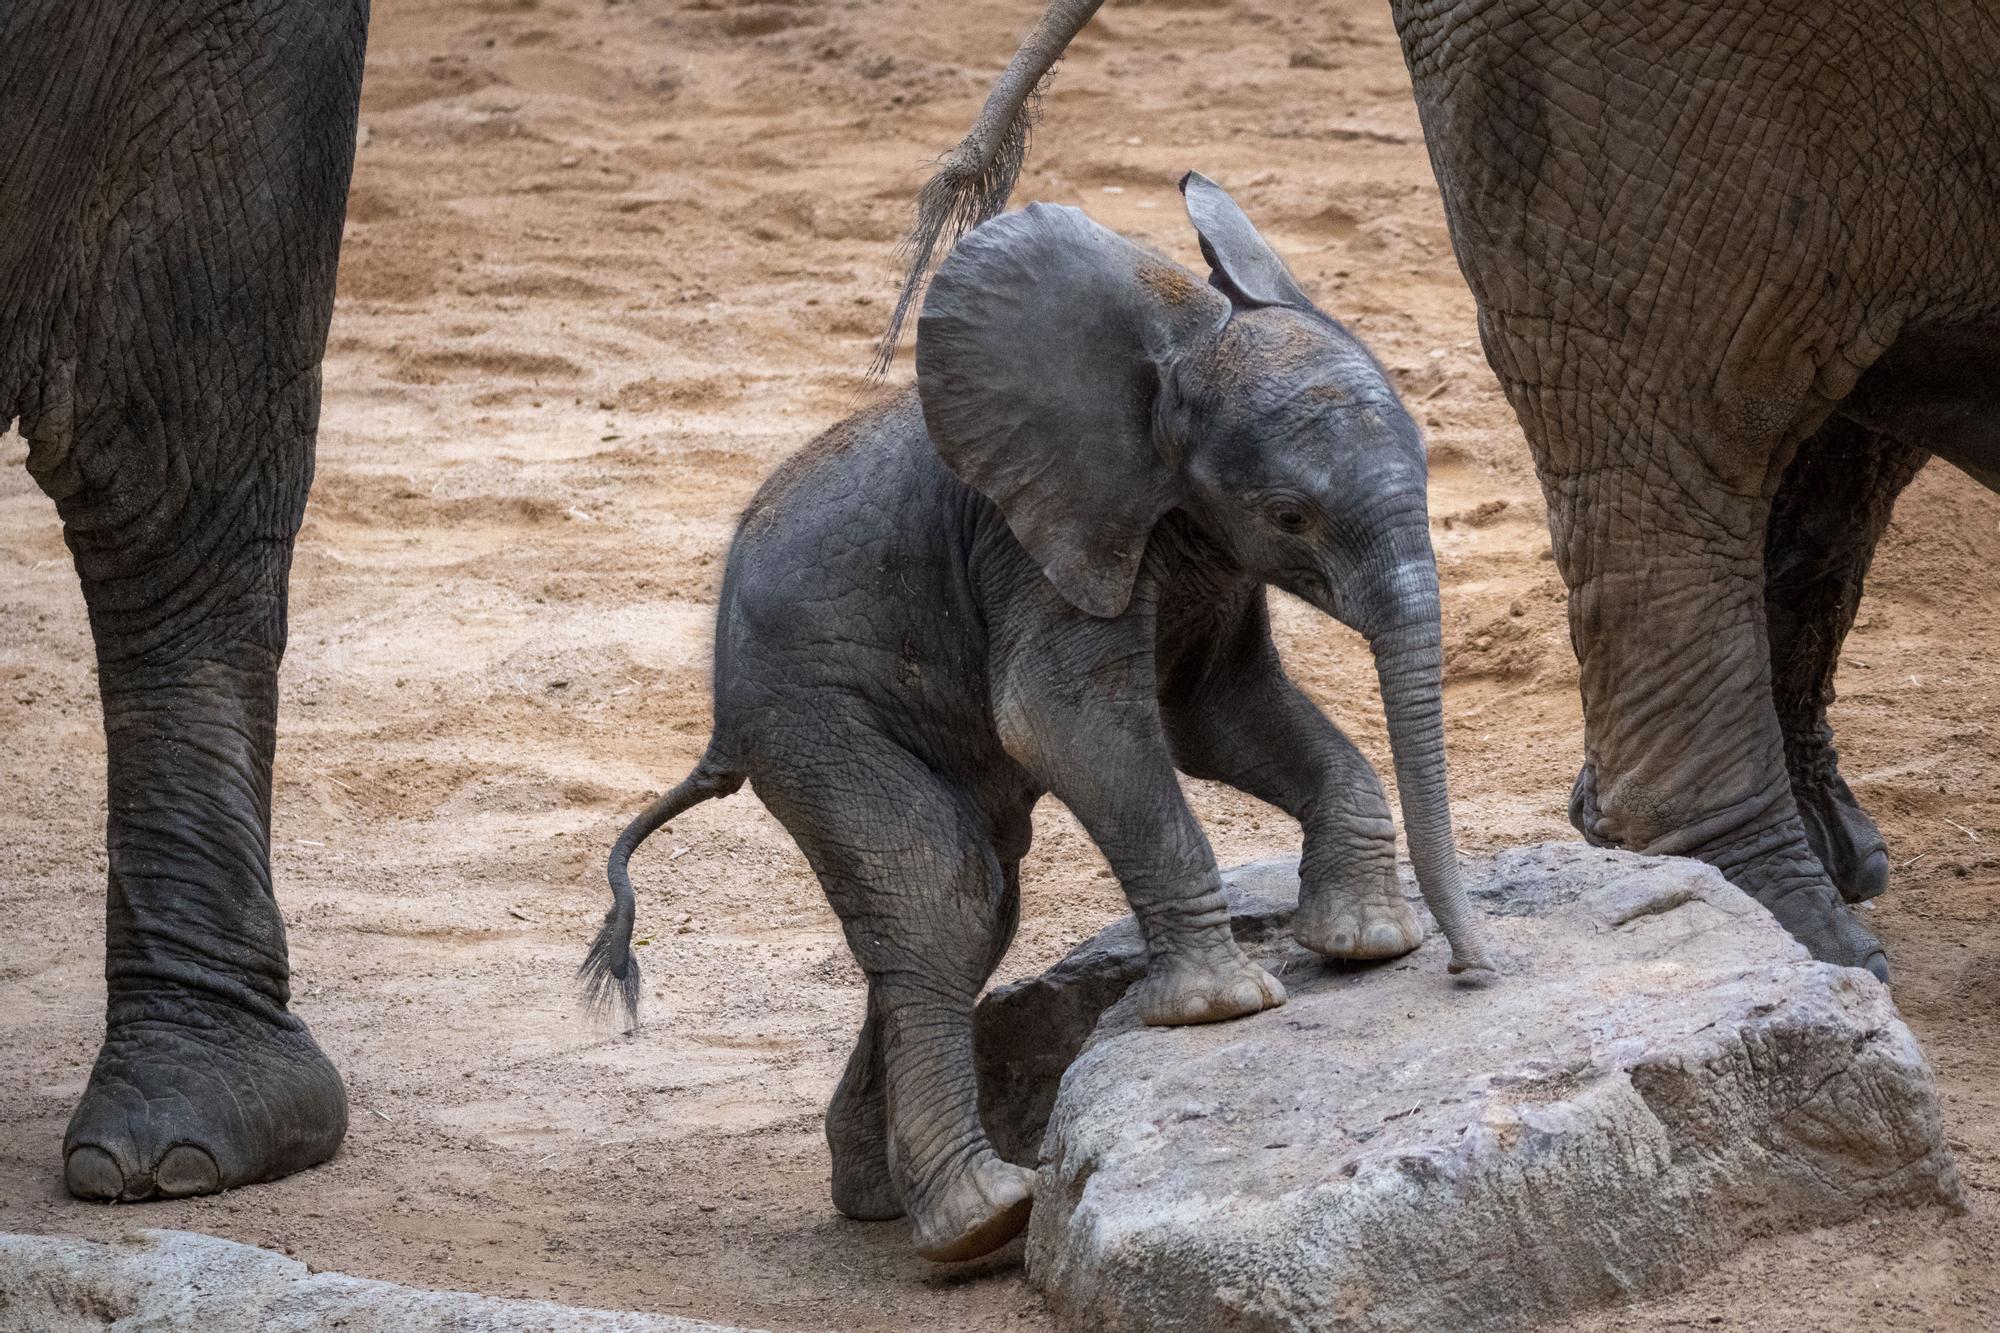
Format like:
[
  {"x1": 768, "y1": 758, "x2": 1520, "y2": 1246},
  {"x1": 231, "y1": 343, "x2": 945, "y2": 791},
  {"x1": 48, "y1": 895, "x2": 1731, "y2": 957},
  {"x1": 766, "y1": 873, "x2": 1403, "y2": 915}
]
[
  {"x1": 870, "y1": 84, "x2": 1042, "y2": 378},
  {"x1": 579, "y1": 756, "x2": 742, "y2": 1032},
  {"x1": 579, "y1": 903, "x2": 642, "y2": 1032}
]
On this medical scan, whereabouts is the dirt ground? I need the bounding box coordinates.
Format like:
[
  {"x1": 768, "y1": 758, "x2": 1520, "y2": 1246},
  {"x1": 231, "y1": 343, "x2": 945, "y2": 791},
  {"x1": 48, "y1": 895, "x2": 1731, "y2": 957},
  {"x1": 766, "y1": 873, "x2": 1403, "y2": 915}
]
[{"x1": 2, "y1": 1, "x2": 1995, "y2": 1329}]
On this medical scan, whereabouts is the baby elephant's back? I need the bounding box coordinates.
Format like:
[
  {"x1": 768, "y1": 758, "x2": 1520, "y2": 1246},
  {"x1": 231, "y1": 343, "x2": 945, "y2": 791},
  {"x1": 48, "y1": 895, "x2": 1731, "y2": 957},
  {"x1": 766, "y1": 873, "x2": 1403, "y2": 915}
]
[{"x1": 715, "y1": 388, "x2": 986, "y2": 713}]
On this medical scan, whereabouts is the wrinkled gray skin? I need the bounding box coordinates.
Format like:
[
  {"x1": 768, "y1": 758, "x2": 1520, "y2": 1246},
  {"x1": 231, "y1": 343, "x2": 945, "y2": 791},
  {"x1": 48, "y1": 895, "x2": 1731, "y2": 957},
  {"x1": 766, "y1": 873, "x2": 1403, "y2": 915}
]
[
  {"x1": 1394, "y1": 0, "x2": 2000, "y2": 980},
  {"x1": 895, "y1": 0, "x2": 2000, "y2": 981},
  {"x1": 0, "y1": 1, "x2": 366, "y2": 1199},
  {"x1": 590, "y1": 175, "x2": 1494, "y2": 1263}
]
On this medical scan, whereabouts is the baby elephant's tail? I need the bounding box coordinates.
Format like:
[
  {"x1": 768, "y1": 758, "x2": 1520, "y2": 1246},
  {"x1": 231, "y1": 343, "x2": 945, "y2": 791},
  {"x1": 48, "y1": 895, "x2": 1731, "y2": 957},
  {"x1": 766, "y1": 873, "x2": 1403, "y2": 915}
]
[{"x1": 581, "y1": 751, "x2": 744, "y2": 1029}]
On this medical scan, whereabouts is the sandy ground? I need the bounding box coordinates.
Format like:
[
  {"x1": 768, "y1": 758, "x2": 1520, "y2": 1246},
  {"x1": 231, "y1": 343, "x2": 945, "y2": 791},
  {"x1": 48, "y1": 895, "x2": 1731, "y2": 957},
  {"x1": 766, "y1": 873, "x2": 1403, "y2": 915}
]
[{"x1": 2, "y1": 1, "x2": 1995, "y2": 1329}]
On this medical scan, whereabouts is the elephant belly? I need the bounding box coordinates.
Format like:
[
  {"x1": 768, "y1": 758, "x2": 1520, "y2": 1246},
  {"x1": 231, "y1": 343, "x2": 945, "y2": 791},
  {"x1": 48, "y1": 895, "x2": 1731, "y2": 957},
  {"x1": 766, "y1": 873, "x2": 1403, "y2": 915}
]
[{"x1": 1843, "y1": 323, "x2": 2000, "y2": 493}]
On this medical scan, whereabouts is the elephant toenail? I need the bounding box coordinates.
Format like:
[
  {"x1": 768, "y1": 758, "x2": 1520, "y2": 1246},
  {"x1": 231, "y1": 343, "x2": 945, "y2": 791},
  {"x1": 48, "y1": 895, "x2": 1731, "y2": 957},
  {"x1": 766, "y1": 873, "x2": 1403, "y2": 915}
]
[
  {"x1": 1863, "y1": 951, "x2": 1891, "y2": 985},
  {"x1": 1850, "y1": 850, "x2": 1890, "y2": 903},
  {"x1": 155, "y1": 1145, "x2": 221, "y2": 1198},
  {"x1": 65, "y1": 1145, "x2": 126, "y2": 1201}
]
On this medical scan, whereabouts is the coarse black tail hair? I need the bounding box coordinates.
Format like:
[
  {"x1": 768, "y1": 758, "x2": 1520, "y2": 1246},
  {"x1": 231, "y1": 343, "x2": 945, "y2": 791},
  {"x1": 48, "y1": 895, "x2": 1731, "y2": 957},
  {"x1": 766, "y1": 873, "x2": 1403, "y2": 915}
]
[{"x1": 580, "y1": 752, "x2": 744, "y2": 1030}]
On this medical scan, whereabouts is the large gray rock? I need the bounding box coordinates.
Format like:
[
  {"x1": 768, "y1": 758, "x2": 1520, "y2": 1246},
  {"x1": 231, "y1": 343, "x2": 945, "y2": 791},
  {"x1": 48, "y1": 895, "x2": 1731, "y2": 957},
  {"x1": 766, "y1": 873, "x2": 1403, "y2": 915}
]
[
  {"x1": 0, "y1": 1229, "x2": 760, "y2": 1333},
  {"x1": 981, "y1": 843, "x2": 1963, "y2": 1333}
]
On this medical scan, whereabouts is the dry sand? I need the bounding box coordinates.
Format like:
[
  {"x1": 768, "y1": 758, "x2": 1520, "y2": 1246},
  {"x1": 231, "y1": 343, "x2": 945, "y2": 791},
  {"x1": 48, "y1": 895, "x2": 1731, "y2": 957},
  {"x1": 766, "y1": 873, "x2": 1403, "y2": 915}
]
[{"x1": 2, "y1": 1, "x2": 1994, "y2": 1328}]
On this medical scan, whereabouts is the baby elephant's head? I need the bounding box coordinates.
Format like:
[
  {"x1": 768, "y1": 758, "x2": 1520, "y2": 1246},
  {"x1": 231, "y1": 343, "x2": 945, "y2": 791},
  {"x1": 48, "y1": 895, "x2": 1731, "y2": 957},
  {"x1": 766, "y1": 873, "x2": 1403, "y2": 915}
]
[
  {"x1": 915, "y1": 172, "x2": 1435, "y2": 641},
  {"x1": 917, "y1": 174, "x2": 1492, "y2": 975}
]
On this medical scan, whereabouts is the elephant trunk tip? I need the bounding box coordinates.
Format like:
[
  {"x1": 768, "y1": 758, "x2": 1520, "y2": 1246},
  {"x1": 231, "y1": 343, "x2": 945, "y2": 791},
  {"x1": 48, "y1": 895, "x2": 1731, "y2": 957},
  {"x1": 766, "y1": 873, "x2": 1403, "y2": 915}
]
[{"x1": 1445, "y1": 945, "x2": 1500, "y2": 982}]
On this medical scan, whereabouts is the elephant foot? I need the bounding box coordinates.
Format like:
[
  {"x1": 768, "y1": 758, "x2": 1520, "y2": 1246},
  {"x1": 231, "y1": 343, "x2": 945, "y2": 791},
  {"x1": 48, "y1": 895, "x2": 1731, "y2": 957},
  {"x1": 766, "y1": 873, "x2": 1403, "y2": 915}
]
[
  {"x1": 1293, "y1": 872, "x2": 1422, "y2": 961},
  {"x1": 64, "y1": 1006, "x2": 346, "y2": 1202},
  {"x1": 911, "y1": 1152, "x2": 1033, "y2": 1263},
  {"x1": 1761, "y1": 875, "x2": 1890, "y2": 983},
  {"x1": 1790, "y1": 738, "x2": 1891, "y2": 903},
  {"x1": 1133, "y1": 944, "x2": 1286, "y2": 1027}
]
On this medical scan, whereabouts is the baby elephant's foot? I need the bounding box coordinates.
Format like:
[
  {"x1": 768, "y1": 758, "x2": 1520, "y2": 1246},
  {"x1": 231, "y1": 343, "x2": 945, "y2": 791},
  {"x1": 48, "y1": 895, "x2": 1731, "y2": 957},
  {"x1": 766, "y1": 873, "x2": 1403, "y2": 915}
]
[
  {"x1": 66, "y1": 1009, "x2": 346, "y2": 1201},
  {"x1": 1294, "y1": 880, "x2": 1424, "y2": 961},
  {"x1": 1134, "y1": 945, "x2": 1286, "y2": 1027},
  {"x1": 911, "y1": 1153, "x2": 1034, "y2": 1263}
]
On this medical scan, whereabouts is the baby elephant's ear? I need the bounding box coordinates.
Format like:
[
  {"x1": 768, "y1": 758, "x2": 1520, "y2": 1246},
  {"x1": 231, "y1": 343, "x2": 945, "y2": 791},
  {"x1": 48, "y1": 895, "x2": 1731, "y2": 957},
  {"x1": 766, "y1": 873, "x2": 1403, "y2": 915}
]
[
  {"x1": 916, "y1": 203, "x2": 1228, "y2": 618},
  {"x1": 1180, "y1": 171, "x2": 1313, "y2": 311}
]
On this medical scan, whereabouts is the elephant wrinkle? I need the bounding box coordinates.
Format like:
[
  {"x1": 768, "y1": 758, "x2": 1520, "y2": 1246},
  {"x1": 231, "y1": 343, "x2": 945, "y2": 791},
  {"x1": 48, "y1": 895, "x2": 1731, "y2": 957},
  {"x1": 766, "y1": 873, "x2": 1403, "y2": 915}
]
[{"x1": 1382, "y1": 0, "x2": 2000, "y2": 974}]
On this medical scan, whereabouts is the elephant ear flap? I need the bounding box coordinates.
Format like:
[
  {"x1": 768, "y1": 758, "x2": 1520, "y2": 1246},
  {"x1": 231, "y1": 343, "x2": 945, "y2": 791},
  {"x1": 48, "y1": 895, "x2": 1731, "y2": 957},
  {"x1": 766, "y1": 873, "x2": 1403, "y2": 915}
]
[
  {"x1": 1180, "y1": 171, "x2": 1312, "y2": 311},
  {"x1": 916, "y1": 203, "x2": 1228, "y2": 618}
]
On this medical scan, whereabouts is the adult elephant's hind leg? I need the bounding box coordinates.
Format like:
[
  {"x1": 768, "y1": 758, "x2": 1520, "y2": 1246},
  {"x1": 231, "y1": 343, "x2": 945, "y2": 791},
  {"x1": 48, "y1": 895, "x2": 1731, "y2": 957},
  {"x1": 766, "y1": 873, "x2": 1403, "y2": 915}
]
[
  {"x1": 764, "y1": 749, "x2": 1031, "y2": 1261},
  {"x1": 1765, "y1": 417, "x2": 1927, "y2": 903},
  {"x1": 1546, "y1": 441, "x2": 1886, "y2": 978}
]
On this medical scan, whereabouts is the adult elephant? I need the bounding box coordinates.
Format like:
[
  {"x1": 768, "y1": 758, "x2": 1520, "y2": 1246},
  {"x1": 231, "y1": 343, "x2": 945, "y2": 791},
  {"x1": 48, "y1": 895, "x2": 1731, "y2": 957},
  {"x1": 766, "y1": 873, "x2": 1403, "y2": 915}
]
[
  {"x1": 884, "y1": 0, "x2": 2000, "y2": 979},
  {"x1": 1, "y1": 0, "x2": 368, "y2": 1198}
]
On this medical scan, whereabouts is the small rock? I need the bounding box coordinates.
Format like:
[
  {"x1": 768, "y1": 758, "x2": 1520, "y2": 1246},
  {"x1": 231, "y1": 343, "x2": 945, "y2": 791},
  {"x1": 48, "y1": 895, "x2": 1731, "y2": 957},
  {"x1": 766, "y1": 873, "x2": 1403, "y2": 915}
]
[{"x1": 0, "y1": 1229, "x2": 759, "y2": 1331}]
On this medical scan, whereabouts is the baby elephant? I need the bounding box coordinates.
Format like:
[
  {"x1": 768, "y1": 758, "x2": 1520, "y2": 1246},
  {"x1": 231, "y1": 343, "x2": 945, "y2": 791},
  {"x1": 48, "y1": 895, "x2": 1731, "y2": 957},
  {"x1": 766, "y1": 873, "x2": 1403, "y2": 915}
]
[{"x1": 585, "y1": 173, "x2": 1494, "y2": 1262}]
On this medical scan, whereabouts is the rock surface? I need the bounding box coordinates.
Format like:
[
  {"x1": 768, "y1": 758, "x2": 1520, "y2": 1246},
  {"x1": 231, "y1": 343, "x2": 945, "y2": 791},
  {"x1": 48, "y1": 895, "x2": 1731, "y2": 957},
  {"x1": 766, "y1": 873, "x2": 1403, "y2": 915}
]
[
  {"x1": 0, "y1": 1228, "x2": 760, "y2": 1333},
  {"x1": 981, "y1": 843, "x2": 1964, "y2": 1333}
]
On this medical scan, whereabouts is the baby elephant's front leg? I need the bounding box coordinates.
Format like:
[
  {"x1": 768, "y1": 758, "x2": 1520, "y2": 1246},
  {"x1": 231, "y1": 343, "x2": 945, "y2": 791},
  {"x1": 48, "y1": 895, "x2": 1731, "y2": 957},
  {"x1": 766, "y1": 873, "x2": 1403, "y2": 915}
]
[
  {"x1": 1160, "y1": 627, "x2": 1422, "y2": 963},
  {"x1": 1125, "y1": 865, "x2": 1288, "y2": 1026},
  {"x1": 1290, "y1": 750, "x2": 1424, "y2": 961},
  {"x1": 995, "y1": 598, "x2": 1285, "y2": 1027}
]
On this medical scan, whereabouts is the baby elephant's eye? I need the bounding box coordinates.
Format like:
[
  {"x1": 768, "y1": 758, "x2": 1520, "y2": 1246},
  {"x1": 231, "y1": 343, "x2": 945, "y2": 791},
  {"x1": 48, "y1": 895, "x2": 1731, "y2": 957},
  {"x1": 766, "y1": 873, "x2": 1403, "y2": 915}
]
[{"x1": 1266, "y1": 503, "x2": 1312, "y2": 534}]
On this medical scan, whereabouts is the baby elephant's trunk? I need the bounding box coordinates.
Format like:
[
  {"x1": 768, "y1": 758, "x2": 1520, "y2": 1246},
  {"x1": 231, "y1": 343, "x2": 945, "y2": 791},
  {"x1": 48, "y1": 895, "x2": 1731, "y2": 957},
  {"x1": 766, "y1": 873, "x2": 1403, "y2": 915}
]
[
  {"x1": 581, "y1": 752, "x2": 744, "y2": 1028},
  {"x1": 1364, "y1": 522, "x2": 1496, "y2": 974}
]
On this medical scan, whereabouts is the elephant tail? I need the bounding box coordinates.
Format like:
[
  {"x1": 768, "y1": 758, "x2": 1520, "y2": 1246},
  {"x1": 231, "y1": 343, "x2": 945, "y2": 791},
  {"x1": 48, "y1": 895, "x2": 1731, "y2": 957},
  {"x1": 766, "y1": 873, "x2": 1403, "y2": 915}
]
[
  {"x1": 580, "y1": 750, "x2": 745, "y2": 1030},
  {"x1": 872, "y1": 0, "x2": 1108, "y2": 375}
]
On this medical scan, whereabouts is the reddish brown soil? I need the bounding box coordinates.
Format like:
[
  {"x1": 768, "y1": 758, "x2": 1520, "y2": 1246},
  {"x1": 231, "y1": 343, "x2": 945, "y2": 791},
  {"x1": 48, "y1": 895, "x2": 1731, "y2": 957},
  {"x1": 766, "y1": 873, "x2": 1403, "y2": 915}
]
[{"x1": 2, "y1": 1, "x2": 1993, "y2": 1328}]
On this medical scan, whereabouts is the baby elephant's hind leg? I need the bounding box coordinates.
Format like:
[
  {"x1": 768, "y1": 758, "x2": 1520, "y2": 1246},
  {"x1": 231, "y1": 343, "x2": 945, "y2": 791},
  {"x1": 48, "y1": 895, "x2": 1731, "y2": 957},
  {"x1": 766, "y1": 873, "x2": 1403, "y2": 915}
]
[
  {"x1": 827, "y1": 853, "x2": 1024, "y2": 1224},
  {"x1": 765, "y1": 753, "x2": 1031, "y2": 1262},
  {"x1": 826, "y1": 991, "x2": 902, "y2": 1221}
]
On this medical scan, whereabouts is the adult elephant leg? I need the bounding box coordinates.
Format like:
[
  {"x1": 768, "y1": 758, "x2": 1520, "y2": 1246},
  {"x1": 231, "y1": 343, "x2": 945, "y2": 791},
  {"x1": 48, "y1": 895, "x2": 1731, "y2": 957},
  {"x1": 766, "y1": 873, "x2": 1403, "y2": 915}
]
[
  {"x1": 762, "y1": 739, "x2": 1031, "y2": 1262},
  {"x1": 1764, "y1": 417, "x2": 1928, "y2": 903},
  {"x1": 31, "y1": 0, "x2": 368, "y2": 1200},
  {"x1": 1545, "y1": 439, "x2": 1886, "y2": 978},
  {"x1": 61, "y1": 532, "x2": 348, "y2": 1201}
]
